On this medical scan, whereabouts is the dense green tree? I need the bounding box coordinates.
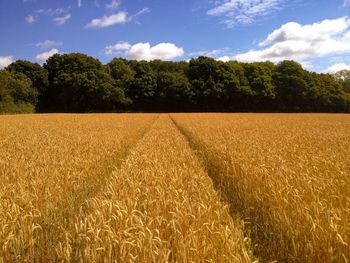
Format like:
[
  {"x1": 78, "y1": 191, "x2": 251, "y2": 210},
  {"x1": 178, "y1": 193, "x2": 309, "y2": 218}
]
[
  {"x1": 1, "y1": 54, "x2": 349, "y2": 113},
  {"x1": 333, "y1": 70, "x2": 350, "y2": 92},
  {"x1": 149, "y1": 60, "x2": 189, "y2": 75},
  {"x1": 107, "y1": 58, "x2": 134, "y2": 95},
  {"x1": 274, "y1": 61, "x2": 309, "y2": 111},
  {"x1": 0, "y1": 70, "x2": 38, "y2": 113},
  {"x1": 43, "y1": 53, "x2": 127, "y2": 112},
  {"x1": 156, "y1": 71, "x2": 193, "y2": 111},
  {"x1": 6, "y1": 60, "x2": 48, "y2": 93},
  {"x1": 333, "y1": 70, "x2": 350, "y2": 111},
  {"x1": 313, "y1": 73, "x2": 349, "y2": 112},
  {"x1": 6, "y1": 60, "x2": 49, "y2": 111},
  {"x1": 149, "y1": 60, "x2": 193, "y2": 111},
  {"x1": 220, "y1": 61, "x2": 251, "y2": 110},
  {"x1": 188, "y1": 57, "x2": 226, "y2": 110},
  {"x1": 242, "y1": 62, "x2": 276, "y2": 111},
  {"x1": 128, "y1": 61, "x2": 157, "y2": 110}
]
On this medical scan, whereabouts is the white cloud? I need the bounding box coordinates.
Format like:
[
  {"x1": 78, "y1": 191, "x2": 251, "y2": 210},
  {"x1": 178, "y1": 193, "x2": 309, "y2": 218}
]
[
  {"x1": 299, "y1": 61, "x2": 313, "y2": 70},
  {"x1": 217, "y1": 56, "x2": 231, "y2": 62},
  {"x1": 0, "y1": 56, "x2": 14, "y2": 69},
  {"x1": 105, "y1": 42, "x2": 184, "y2": 61},
  {"x1": 53, "y1": 14, "x2": 71, "y2": 25},
  {"x1": 327, "y1": 63, "x2": 350, "y2": 73},
  {"x1": 129, "y1": 7, "x2": 150, "y2": 23},
  {"x1": 26, "y1": 15, "x2": 36, "y2": 24},
  {"x1": 105, "y1": 41, "x2": 131, "y2": 55},
  {"x1": 35, "y1": 8, "x2": 67, "y2": 15},
  {"x1": 106, "y1": 0, "x2": 119, "y2": 10},
  {"x1": 86, "y1": 7, "x2": 149, "y2": 28},
  {"x1": 86, "y1": 12, "x2": 127, "y2": 28},
  {"x1": 36, "y1": 40, "x2": 63, "y2": 50},
  {"x1": 128, "y1": 43, "x2": 184, "y2": 61},
  {"x1": 26, "y1": 7, "x2": 69, "y2": 25},
  {"x1": 259, "y1": 17, "x2": 350, "y2": 46},
  {"x1": 36, "y1": 49, "x2": 60, "y2": 62},
  {"x1": 78, "y1": 0, "x2": 82, "y2": 8},
  {"x1": 207, "y1": 0, "x2": 281, "y2": 27},
  {"x1": 233, "y1": 17, "x2": 350, "y2": 63}
]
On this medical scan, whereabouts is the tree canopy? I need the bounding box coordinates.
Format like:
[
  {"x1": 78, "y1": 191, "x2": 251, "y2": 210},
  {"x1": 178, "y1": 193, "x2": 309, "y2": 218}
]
[
  {"x1": 1, "y1": 53, "x2": 349, "y2": 113},
  {"x1": 42, "y1": 53, "x2": 128, "y2": 112}
]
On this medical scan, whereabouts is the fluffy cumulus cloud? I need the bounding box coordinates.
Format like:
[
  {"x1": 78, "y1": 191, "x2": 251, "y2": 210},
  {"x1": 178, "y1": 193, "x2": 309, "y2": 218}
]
[
  {"x1": 86, "y1": 12, "x2": 127, "y2": 28},
  {"x1": 105, "y1": 42, "x2": 184, "y2": 61},
  {"x1": 233, "y1": 17, "x2": 350, "y2": 63},
  {"x1": 105, "y1": 41, "x2": 131, "y2": 55},
  {"x1": 327, "y1": 63, "x2": 350, "y2": 73},
  {"x1": 36, "y1": 40, "x2": 63, "y2": 50},
  {"x1": 259, "y1": 17, "x2": 350, "y2": 46},
  {"x1": 36, "y1": 48, "x2": 60, "y2": 62},
  {"x1": 207, "y1": 0, "x2": 281, "y2": 27},
  {"x1": 0, "y1": 56, "x2": 14, "y2": 69},
  {"x1": 128, "y1": 43, "x2": 184, "y2": 60}
]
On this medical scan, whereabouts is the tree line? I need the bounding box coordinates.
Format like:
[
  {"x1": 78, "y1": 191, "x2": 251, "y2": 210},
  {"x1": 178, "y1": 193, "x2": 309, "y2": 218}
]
[{"x1": 1, "y1": 53, "x2": 349, "y2": 113}]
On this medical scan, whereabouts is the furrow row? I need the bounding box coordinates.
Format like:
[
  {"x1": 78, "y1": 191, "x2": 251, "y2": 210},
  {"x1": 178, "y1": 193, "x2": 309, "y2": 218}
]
[
  {"x1": 0, "y1": 114, "x2": 157, "y2": 262},
  {"x1": 61, "y1": 115, "x2": 255, "y2": 262}
]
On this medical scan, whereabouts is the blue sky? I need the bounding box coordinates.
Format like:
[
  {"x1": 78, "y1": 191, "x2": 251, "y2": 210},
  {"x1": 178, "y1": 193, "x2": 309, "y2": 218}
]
[{"x1": 0, "y1": 0, "x2": 350, "y2": 72}]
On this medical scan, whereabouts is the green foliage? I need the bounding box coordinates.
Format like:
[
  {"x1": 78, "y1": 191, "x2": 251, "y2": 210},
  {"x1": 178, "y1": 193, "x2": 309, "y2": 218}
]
[
  {"x1": 155, "y1": 70, "x2": 193, "y2": 111},
  {"x1": 43, "y1": 53, "x2": 128, "y2": 112},
  {"x1": 6, "y1": 60, "x2": 49, "y2": 112},
  {"x1": 274, "y1": 60, "x2": 308, "y2": 111},
  {"x1": 333, "y1": 70, "x2": 350, "y2": 93},
  {"x1": 127, "y1": 61, "x2": 157, "y2": 109},
  {"x1": 0, "y1": 98, "x2": 35, "y2": 113},
  {"x1": 6, "y1": 60, "x2": 49, "y2": 93},
  {"x1": 107, "y1": 58, "x2": 134, "y2": 91},
  {"x1": 0, "y1": 70, "x2": 37, "y2": 113},
  {"x1": 2, "y1": 54, "x2": 349, "y2": 113},
  {"x1": 188, "y1": 57, "x2": 226, "y2": 109},
  {"x1": 244, "y1": 62, "x2": 276, "y2": 98}
]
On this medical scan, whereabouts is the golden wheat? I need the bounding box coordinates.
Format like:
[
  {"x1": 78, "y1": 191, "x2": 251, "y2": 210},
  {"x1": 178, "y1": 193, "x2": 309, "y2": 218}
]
[
  {"x1": 61, "y1": 115, "x2": 254, "y2": 262},
  {"x1": 0, "y1": 114, "x2": 255, "y2": 262},
  {"x1": 171, "y1": 113, "x2": 350, "y2": 262},
  {"x1": 1, "y1": 113, "x2": 349, "y2": 262},
  {"x1": 0, "y1": 114, "x2": 156, "y2": 262}
]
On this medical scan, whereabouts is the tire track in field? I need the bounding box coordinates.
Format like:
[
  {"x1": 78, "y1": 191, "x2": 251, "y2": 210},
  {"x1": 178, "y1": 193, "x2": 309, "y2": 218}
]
[
  {"x1": 169, "y1": 115, "x2": 269, "y2": 262},
  {"x1": 40, "y1": 115, "x2": 159, "y2": 262},
  {"x1": 64, "y1": 114, "x2": 254, "y2": 262}
]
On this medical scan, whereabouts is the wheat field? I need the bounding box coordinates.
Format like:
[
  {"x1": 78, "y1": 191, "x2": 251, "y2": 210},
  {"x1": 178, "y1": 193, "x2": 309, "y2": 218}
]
[{"x1": 0, "y1": 113, "x2": 349, "y2": 262}]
